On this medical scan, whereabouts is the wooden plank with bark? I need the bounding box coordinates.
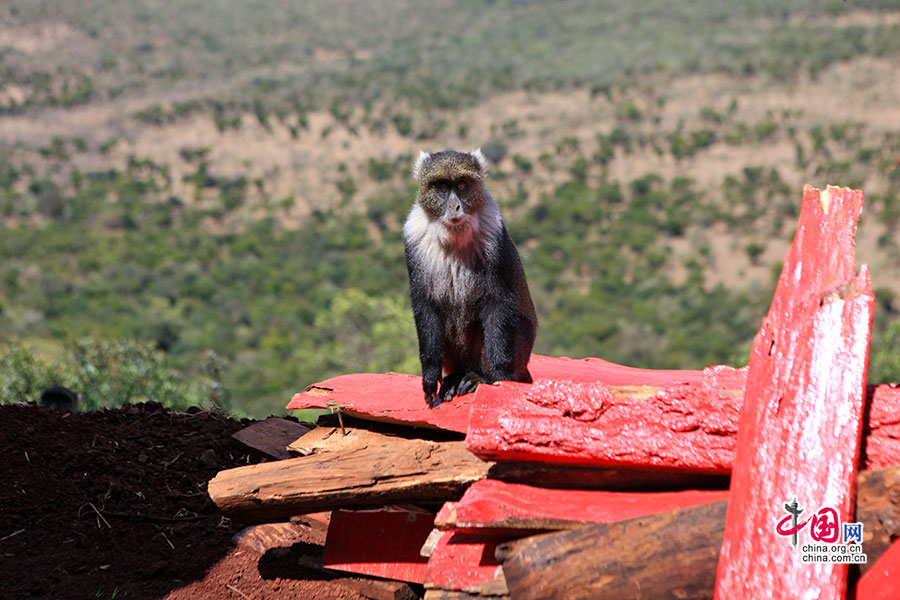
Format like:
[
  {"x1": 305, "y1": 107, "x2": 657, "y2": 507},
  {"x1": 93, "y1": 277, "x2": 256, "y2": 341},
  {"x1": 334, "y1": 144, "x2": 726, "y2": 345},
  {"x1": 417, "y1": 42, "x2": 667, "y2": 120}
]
[
  {"x1": 466, "y1": 365, "x2": 746, "y2": 473},
  {"x1": 715, "y1": 185, "x2": 874, "y2": 600},
  {"x1": 435, "y1": 479, "x2": 729, "y2": 533},
  {"x1": 499, "y1": 500, "x2": 728, "y2": 600},
  {"x1": 231, "y1": 416, "x2": 312, "y2": 460},
  {"x1": 208, "y1": 430, "x2": 491, "y2": 522},
  {"x1": 286, "y1": 355, "x2": 716, "y2": 433},
  {"x1": 323, "y1": 507, "x2": 434, "y2": 584}
]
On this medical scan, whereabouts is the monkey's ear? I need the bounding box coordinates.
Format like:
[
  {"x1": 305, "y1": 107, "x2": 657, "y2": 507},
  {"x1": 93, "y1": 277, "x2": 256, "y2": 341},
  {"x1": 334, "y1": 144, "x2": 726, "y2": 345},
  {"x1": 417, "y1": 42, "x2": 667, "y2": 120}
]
[
  {"x1": 413, "y1": 151, "x2": 431, "y2": 182},
  {"x1": 470, "y1": 148, "x2": 489, "y2": 177}
]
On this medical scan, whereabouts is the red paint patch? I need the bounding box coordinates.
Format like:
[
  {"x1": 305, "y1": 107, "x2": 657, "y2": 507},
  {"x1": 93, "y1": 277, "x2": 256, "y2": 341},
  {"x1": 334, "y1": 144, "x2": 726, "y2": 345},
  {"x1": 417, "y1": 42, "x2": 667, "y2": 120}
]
[
  {"x1": 424, "y1": 530, "x2": 506, "y2": 593},
  {"x1": 856, "y1": 538, "x2": 900, "y2": 600},
  {"x1": 323, "y1": 507, "x2": 434, "y2": 584},
  {"x1": 436, "y1": 479, "x2": 729, "y2": 532}
]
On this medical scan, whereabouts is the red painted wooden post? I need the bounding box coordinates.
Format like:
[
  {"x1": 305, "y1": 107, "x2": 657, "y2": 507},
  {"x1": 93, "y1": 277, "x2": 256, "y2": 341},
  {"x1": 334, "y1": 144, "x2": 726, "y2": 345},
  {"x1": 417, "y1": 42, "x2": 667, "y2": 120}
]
[
  {"x1": 435, "y1": 479, "x2": 729, "y2": 533},
  {"x1": 322, "y1": 507, "x2": 434, "y2": 584},
  {"x1": 856, "y1": 539, "x2": 900, "y2": 600},
  {"x1": 714, "y1": 186, "x2": 875, "y2": 599}
]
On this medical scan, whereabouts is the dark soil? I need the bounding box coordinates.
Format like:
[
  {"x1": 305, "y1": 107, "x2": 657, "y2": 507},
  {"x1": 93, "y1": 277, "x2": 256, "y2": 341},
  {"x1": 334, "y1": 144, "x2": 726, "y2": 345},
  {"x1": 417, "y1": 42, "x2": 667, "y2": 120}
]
[{"x1": 0, "y1": 402, "x2": 383, "y2": 600}]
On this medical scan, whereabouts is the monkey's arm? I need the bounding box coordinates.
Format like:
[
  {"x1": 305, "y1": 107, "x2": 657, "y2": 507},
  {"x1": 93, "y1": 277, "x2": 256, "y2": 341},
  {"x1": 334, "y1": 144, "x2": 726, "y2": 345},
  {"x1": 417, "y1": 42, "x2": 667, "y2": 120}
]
[
  {"x1": 481, "y1": 230, "x2": 536, "y2": 384},
  {"x1": 406, "y1": 249, "x2": 444, "y2": 405}
]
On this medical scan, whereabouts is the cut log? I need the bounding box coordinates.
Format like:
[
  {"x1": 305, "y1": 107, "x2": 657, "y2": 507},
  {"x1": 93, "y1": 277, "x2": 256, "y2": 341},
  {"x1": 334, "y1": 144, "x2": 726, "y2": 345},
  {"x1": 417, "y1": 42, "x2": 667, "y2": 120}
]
[
  {"x1": 466, "y1": 365, "x2": 745, "y2": 473},
  {"x1": 499, "y1": 499, "x2": 728, "y2": 600},
  {"x1": 435, "y1": 479, "x2": 729, "y2": 533},
  {"x1": 323, "y1": 507, "x2": 434, "y2": 584},
  {"x1": 286, "y1": 355, "x2": 717, "y2": 433},
  {"x1": 424, "y1": 530, "x2": 508, "y2": 595},
  {"x1": 208, "y1": 430, "x2": 491, "y2": 522},
  {"x1": 855, "y1": 465, "x2": 900, "y2": 576},
  {"x1": 230, "y1": 416, "x2": 312, "y2": 460},
  {"x1": 715, "y1": 186, "x2": 874, "y2": 600},
  {"x1": 855, "y1": 538, "x2": 900, "y2": 600}
]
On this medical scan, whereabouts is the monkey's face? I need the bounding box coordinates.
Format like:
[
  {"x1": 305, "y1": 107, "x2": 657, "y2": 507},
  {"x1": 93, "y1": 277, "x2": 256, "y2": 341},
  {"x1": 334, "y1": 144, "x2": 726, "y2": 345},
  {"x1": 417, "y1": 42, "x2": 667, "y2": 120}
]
[
  {"x1": 423, "y1": 177, "x2": 485, "y2": 229},
  {"x1": 413, "y1": 150, "x2": 489, "y2": 228}
]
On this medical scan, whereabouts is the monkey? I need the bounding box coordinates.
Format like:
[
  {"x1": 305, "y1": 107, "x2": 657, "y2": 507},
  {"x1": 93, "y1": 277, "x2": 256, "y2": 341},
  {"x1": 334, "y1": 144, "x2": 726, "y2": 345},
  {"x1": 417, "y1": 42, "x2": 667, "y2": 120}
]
[
  {"x1": 403, "y1": 149, "x2": 537, "y2": 407},
  {"x1": 39, "y1": 385, "x2": 80, "y2": 412}
]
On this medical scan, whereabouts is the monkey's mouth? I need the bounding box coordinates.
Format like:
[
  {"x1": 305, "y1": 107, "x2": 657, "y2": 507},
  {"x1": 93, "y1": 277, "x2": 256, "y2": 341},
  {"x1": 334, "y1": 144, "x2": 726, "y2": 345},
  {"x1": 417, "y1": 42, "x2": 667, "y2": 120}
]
[{"x1": 444, "y1": 215, "x2": 469, "y2": 229}]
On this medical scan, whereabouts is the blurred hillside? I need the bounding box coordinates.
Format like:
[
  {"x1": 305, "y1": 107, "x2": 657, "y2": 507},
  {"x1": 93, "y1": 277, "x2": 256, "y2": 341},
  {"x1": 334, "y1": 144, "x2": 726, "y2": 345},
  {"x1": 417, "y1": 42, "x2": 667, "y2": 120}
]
[{"x1": 2, "y1": 0, "x2": 900, "y2": 416}]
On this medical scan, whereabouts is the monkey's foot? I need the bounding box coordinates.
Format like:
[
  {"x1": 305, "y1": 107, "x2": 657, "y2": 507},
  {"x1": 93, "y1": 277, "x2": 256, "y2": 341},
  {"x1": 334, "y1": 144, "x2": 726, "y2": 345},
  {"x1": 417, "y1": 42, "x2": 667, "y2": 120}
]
[{"x1": 436, "y1": 372, "x2": 491, "y2": 406}]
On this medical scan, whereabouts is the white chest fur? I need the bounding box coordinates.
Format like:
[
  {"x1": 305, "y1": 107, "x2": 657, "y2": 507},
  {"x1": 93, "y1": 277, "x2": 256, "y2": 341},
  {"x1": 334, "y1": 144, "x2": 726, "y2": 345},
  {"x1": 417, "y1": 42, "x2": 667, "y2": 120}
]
[{"x1": 403, "y1": 202, "x2": 502, "y2": 306}]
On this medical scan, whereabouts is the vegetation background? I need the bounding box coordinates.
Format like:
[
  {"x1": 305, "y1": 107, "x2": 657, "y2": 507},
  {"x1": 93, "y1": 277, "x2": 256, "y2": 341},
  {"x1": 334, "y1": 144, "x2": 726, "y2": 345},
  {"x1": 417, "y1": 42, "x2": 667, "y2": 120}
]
[{"x1": 2, "y1": 0, "x2": 900, "y2": 417}]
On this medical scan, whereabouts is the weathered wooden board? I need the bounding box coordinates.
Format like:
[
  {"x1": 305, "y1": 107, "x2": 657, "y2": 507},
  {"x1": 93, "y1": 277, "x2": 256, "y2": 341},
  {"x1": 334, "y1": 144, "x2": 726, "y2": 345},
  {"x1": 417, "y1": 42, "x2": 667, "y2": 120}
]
[
  {"x1": 287, "y1": 425, "x2": 399, "y2": 456},
  {"x1": 435, "y1": 479, "x2": 729, "y2": 532},
  {"x1": 856, "y1": 538, "x2": 900, "y2": 600},
  {"x1": 499, "y1": 500, "x2": 728, "y2": 600},
  {"x1": 424, "y1": 530, "x2": 509, "y2": 595},
  {"x1": 231, "y1": 416, "x2": 312, "y2": 460},
  {"x1": 855, "y1": 465, "x2": 900, "y2": 576},
  {"x1": 715, "y1": 185, "x2": 874, "y2": 600},
  {"x1": 208, "y1": 430, "x2": 491, "y2": 522},
  {"x1": 466, "y1": 368, "x2": 745, "y2": 473},
  {"x1": 323, "y1": 507, "x2": 434, "y2": 584},
  {"x1": 286, "y1": 355, "x2": 718, "y2": 433}
]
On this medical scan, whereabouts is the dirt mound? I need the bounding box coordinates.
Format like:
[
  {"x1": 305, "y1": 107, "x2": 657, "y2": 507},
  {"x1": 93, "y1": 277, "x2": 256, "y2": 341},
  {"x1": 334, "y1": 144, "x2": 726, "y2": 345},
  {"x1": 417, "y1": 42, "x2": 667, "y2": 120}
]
[{"x1": 0, "y1": 403, "x2": 375, "y2": 600}]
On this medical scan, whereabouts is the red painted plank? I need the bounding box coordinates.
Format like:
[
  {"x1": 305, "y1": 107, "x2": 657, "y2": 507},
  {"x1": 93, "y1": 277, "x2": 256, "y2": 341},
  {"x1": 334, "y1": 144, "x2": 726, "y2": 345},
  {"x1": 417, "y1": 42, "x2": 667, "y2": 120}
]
[
  {"x1": 715, "y1": 186, "x2": 875, "y2": 600},
  {"x1": 863, "y1": 384, "x2": 900, "y2": 470},
  {"x1": 285, "y1": 355, "x2": 715, "y2": 433},
  {"x1": 856, "y1": 538, "x2": 900, "y2": 600},
  {"x1": 322, "y1": 507, "x2": 434, "y2": 584},
  {"x1": 435, "y1": 479, "x2": 729, "y2": 532},
  {"x1": 424, "y1": 530, "x2": 507, "y2": 594},
  {"x1": 466, "y1": 366, "x2": 746, "y2": 473}
]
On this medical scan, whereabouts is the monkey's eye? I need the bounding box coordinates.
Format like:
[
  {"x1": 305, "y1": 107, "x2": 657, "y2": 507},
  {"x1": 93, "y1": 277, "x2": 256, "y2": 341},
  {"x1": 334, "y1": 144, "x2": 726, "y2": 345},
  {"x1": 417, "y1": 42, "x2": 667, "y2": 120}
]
[
  {"x1": 437, "y1": 183, "x2": 449, "y2": 194},
  {"x1": 457, "y1": 181, "x2": 467, "y2": 192}
]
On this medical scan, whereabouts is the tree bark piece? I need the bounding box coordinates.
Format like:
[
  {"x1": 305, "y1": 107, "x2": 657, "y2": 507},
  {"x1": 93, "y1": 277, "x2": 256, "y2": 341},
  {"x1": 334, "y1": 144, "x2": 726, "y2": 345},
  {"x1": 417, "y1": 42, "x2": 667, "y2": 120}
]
[
  {"x1": 208, "y1": 430, "x2": 492, "y2": 522},
  {"x1": 435, "y1": 479, "x2": 729, "y2": 533},
  {"x1": 323, "y1": 507, "x2": 434, "y2": 584},
  {"x1": 855, "y1": 538, "x2": 900, "y2": 600},
  {"x1": 715, "y1": 185, "x2": 874, "y2": 600},
  {"x1": 231, "y1": 416, "x2": 312, "y2": 460},
  {"x1": 498, "y1": 500, "x2": 728, "y2": 600},
  {"x1": 466, "y1": 365, "x2": 746, "y2": 473}
]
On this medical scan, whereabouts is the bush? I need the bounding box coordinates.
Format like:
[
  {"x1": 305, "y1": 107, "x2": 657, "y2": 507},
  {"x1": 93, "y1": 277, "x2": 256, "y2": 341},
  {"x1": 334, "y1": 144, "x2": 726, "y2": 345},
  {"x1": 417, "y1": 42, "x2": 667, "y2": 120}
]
[{"x1": 0, "y1": 337, "x2": 207, "y2": 411}]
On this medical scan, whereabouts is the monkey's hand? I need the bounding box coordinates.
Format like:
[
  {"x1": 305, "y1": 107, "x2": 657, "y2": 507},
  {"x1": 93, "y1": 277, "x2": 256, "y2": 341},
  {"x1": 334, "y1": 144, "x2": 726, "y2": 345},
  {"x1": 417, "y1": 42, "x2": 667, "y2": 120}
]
[{"x1": 423, "y1": 368, "x2": 441, "y2": 408}]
